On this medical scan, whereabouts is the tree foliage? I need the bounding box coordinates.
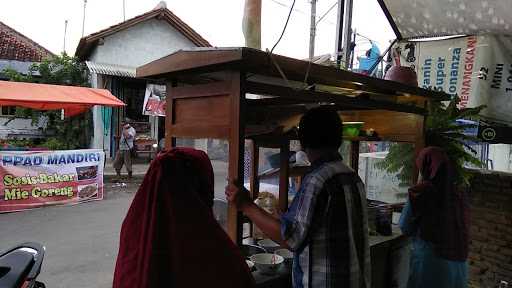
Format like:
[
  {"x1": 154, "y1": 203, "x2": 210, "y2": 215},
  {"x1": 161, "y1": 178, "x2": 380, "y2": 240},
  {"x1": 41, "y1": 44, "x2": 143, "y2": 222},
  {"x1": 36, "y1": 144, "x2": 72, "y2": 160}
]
[
  {"x1": 377, "y1": 96, "x2": 486, "y2": 186},
  {"x1": 2, "y1": 53, "x2": 91, "y2": 149}
]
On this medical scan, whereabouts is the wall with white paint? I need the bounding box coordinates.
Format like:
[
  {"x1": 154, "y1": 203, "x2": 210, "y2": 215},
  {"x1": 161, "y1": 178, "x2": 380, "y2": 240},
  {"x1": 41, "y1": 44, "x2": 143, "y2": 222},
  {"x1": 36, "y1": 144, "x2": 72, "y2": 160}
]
[
  {"x1": 87, "y1": 18, "x2": 200, "y2": 156},
  {"x1": 89, "y1": 18, "x2": 195, "y2": 67}
]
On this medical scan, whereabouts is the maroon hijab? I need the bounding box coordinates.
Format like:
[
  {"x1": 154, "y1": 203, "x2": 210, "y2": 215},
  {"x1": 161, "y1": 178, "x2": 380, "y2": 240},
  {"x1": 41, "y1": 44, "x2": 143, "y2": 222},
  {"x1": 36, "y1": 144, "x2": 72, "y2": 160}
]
[
  {"x1": 113, "y1": 148, "x2": 255, "y2": 288},
  {"x1": 409, "y1": 147, "x2": 469, "y2": 261}
]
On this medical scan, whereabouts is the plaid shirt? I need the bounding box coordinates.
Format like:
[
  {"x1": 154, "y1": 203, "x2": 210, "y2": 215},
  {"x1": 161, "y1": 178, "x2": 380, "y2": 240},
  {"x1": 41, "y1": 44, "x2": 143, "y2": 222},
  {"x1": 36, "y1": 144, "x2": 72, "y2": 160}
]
[{"x1": 281, "y1": 153, "x2": 371, "y2": 288}]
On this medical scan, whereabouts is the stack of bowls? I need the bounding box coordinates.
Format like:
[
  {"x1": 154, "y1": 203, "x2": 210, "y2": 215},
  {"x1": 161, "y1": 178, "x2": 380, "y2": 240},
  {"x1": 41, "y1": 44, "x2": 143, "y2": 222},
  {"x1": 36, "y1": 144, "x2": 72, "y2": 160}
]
[
  {"x1": 257, "y1": 239, "x2": 280, "y2": 253},
  {"x1": 274, "y1": 249, "x2": 293, "y2": 270},
  {"x1": 250, "y1": 253, "x2": 284, "y2": 275}
]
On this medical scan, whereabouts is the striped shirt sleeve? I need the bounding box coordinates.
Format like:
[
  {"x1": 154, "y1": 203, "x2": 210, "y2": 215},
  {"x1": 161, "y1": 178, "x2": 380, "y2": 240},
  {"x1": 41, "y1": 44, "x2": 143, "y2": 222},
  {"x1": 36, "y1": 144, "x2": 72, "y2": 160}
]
[{"x1": 281, "y1": 173, "x2": 324, "y2": 251}]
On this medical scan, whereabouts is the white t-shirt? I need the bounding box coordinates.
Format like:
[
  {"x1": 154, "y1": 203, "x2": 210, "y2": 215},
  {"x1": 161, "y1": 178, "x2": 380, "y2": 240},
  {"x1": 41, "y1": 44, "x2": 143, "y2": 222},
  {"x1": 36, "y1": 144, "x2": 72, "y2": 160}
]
[{"x1": 119, "y1": 127, "x2": 136, "y2": 150}]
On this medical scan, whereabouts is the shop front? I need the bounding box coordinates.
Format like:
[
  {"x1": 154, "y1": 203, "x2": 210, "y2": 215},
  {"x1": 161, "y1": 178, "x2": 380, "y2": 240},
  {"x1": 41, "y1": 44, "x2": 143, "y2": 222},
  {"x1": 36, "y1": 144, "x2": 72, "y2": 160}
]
[{"x1": 0, "y1": 80, "x2": 125, "y2": 212}]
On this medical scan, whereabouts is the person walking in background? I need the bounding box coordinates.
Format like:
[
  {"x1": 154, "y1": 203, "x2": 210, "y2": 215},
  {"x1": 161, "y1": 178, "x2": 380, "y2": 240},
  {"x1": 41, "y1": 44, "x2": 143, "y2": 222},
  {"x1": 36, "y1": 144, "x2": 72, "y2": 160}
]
[
  {"x1": 400, "y1": 147, "x2": 469, "y2": 288},
  {"x1": 114, "y1": 121, "x2": 136, "y2": 180}
]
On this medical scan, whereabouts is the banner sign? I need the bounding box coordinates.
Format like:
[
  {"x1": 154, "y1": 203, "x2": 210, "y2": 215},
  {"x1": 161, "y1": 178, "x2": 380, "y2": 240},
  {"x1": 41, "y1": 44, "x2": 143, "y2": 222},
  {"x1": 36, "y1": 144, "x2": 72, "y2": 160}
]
[
  {"x1": 478, "y1": 124, "x2": 512, "y2": 144},
  {"x1": 143, "y1": 84, "x2": 166, "y2": 117},
  {"x1": 0, "y1": 149, "x2": 104, "y2": 213},
  {"x1": 395, "y1": 35, "x2": 512, "y2": 123}
]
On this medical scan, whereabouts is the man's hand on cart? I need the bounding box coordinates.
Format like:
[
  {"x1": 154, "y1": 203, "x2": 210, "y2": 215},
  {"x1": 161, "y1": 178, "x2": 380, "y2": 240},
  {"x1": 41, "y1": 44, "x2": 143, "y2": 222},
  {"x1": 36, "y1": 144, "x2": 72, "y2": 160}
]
[
  {"x1": 226, "y1": 179, "x2": 291, "y2": 249},
  {"x1": 225, "y1": 180, "x2": 252, "y2": 211}
]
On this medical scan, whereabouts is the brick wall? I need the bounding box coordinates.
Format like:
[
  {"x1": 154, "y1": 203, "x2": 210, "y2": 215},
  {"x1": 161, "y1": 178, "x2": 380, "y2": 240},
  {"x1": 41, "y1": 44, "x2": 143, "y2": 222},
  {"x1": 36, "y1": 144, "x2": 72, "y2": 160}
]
[{"x1": 468, "y1": 170, "x2": 512, "y2": 288}]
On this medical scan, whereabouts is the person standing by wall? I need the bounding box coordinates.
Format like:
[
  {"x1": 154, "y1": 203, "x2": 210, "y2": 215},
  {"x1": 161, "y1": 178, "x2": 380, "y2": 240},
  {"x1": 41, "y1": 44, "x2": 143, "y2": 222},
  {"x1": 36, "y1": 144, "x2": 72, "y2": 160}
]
[
  {"x1": 399, "y1": 147, "x2": 469, "y2": 288},
  {"x1": 114, "y1": 121, "x2": 136, "y2": 180}
]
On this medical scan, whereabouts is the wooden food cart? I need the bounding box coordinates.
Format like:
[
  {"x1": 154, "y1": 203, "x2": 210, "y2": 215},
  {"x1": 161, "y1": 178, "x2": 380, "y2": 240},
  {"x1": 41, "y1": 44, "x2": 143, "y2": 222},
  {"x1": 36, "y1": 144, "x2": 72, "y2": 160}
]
[
  {"x1": 137, "y1": 47, "x2": 448, "y2": 244},
  {"x1": 137, "y1": 47, "x2": 449, "y2": 287}
]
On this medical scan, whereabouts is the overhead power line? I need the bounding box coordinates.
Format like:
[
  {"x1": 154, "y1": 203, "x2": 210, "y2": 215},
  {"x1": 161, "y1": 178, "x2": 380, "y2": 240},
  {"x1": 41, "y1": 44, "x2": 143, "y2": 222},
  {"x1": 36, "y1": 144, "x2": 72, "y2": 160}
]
[
  {"x1": 270, "y1": 0, "x2": 296, "y2": 54},
  {"x1": 268, "y1": 0, "x2": 307, "y2": 15},
  {"x1": 316, "y1": 1, "x2": 337, "y2": 25},
  {"x1": 266, "y1": 0, "x2": 335, "y2": 25}
]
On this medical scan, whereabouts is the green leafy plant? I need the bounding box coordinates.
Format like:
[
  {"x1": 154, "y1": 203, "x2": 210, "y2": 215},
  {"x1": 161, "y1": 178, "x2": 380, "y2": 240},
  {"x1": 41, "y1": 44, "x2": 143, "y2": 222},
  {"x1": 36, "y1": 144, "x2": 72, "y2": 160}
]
[
  {"x1": 377, "y1": 96, "x2": 486, "y2": 185},
  {"x1": 2, "y1": 53, "x2": 91, "y2": 149},
  {"x1": 376, "y1": 143, "x2": 415, "y2": 187}
]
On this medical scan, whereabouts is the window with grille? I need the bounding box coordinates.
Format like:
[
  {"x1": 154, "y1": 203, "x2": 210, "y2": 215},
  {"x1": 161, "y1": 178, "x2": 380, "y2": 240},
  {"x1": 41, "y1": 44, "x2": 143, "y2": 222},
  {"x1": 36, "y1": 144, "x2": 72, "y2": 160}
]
[{"x1": 0, "y1": 106, "x2": 16, "y2": 116}]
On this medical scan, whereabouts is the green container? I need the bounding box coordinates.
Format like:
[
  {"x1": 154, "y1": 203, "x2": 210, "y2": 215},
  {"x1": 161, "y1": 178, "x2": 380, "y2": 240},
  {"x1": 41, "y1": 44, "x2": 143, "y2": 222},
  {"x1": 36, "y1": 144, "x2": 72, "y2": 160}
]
[{"x1": 343, "y1": 122, "x2": 364, "y2": 137}]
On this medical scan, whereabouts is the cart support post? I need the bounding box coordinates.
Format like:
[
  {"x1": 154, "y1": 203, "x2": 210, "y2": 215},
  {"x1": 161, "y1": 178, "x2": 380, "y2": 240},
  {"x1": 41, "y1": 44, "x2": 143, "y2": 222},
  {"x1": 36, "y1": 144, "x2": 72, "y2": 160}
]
[
  {"x1": 227, "y1": 71, "x2": 246, "y2": 245},
  {"x1": 279, "y1": 141, "x2": 290, "y2": 212},
  {"x1": 165, "y1": 81, "x2": 177, "y2": 149}
]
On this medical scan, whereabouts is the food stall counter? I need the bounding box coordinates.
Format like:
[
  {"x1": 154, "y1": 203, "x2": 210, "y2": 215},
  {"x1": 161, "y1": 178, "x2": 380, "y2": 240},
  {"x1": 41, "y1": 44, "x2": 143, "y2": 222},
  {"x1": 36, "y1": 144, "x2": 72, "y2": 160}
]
[{"x1": 251, "y1": 226, "x2": 410, "y2": 288}]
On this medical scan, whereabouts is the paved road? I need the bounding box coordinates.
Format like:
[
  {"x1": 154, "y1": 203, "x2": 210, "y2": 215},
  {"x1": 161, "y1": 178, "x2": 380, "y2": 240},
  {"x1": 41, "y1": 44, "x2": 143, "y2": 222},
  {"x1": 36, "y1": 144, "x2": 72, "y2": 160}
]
[
  {"x1": 0, "y1": 160, "x2": 229, "y2": 288},
  {"x1": 0, "y1": 184, "x2": 136, "y2": 288}
]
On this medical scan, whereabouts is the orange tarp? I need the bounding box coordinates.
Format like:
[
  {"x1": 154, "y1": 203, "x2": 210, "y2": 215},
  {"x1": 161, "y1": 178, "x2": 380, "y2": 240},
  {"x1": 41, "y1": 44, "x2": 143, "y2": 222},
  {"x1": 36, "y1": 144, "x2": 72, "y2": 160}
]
[{"x1": 0, "y1": 80, "x2": 125, "y2": 116}]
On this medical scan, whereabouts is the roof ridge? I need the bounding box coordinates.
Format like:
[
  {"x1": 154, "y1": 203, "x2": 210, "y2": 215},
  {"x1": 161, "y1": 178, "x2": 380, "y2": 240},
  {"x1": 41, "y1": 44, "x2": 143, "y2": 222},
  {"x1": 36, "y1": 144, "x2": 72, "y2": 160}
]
[
  {"x1": 161, "y1": 9, "x2": 210, "y2": 46},
  {"x1": 0, "y1": 20, "x2": 55, "y2": 58},
  {"x1": 75, "y1": 7, "x2": 211, "y2": 60},
  {"x1": 81, "y1": 8, "x2": 163, "y2": 40}
]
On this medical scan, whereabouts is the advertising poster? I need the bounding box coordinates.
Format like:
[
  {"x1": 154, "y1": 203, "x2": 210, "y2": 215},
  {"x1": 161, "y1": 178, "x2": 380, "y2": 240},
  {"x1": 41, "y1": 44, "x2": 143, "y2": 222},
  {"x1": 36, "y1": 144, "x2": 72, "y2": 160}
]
[
  {"x1": 0, "y1": 149, "x2": 104, "y2": 213},
  {"x1": 395, "y1": 35, "x2": 512, "y2": 123},
  {"x1": 142, "y1": 84, "x2": 166, "y2": 117}
]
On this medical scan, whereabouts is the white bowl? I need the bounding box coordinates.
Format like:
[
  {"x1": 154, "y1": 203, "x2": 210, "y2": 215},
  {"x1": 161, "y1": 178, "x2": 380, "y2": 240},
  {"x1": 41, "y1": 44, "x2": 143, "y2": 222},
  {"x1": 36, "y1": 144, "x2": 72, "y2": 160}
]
[
  {"x1": 246, "y1": 260, "x2": 255, "y2": 271},
  {"x1": 250, "y1": 253, "x2": 284, "y2": 275},
  {"x1": 257, "y1": 239, "x2": 280, "y2": 253},
  {"x1": 275, "y1": 249, "x2": 293, "y2": 269}
]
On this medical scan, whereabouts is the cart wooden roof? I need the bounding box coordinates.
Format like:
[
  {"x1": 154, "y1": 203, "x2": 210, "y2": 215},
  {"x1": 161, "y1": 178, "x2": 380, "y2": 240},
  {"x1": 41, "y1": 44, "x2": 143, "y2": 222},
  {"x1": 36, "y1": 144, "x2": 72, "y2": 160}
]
[
  {"x1": 138, "y1": 47, "x2": 449, "y2": 111},
  {"x1": 138, "y1": 47, "x2": 450, "y2": 145}
]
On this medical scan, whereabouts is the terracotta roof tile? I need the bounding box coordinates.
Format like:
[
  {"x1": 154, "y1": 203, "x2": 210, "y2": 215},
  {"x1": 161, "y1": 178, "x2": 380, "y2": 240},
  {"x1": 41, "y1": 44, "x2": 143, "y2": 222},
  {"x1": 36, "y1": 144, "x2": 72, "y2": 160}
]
[{"x1": 0, "y1": 21, "x2": 54, "y2": 62}]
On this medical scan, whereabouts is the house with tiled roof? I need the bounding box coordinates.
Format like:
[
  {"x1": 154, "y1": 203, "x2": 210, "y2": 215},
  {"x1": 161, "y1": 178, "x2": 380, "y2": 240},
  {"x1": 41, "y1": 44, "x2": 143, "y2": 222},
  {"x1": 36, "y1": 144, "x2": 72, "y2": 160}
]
[
  {"x1": 75, "y1": 2, "x2": 211, "y2": 157},
  {"x1": 0, "y1": 20, "x2": 54, "y2": 78},
  {"x1": 0, "y1": 20, "x2": 54, "y2": 139}
]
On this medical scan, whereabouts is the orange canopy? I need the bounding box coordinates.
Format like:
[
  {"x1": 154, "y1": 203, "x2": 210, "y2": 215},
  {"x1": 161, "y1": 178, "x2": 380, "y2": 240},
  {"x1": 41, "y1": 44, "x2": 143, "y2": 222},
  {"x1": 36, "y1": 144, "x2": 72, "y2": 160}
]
[{"x1": 0, "y1": 80, "x2": 125, "y2": 116}]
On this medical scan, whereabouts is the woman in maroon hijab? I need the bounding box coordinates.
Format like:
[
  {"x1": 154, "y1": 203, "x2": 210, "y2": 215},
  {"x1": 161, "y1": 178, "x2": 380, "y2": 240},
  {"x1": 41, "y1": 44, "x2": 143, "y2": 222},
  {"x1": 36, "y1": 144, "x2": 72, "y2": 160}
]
[
  {"x1": 113, "y1": 148, "x2": 255, "y2": 288},
  {"x1": 399, "y1": 147, "x2": 469, "y2": 288}
]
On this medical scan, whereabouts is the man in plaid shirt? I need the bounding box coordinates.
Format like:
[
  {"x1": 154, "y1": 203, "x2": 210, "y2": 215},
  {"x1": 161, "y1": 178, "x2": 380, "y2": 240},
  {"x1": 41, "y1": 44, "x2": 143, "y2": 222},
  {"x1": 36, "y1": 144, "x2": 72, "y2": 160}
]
[{"x1": 226, "y1": 106, "x2": 370, "y2": 288}]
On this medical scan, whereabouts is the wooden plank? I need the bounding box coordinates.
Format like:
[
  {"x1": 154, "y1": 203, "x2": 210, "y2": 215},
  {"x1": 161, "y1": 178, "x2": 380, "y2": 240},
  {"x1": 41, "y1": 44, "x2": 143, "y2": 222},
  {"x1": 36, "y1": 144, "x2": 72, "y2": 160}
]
[
  {"x1": 279, "y1": 142, "x2": 290, "y2": 212},
  {"x1": 341, "y1": 110, "x2": 422, "y2": 143},
  {"x1": 169, "y1": 124, "x2": 230, "y2": 139},
  {"x1": 227, "y1": 71, "x2": 245, "y2": 245},
  {"x1": 165, "y1": 81, "x2": 176, "y2": 149},
  {"x1": 246, "y1": 97, "x2": 304, "y2": 106},
  {"x1": 170, "y1": 81, "x2": 231, "y2": 99},
  {"x1": 174, "y1": 95, "x2": 230, "y2": 126},
  {"x1": 242, "y1": 48, "x2": 449, "y2": 101},
  {"x1": 249, "y1": 141, "x2": 260, "y2": 200},
  {"x1": 136, "y1": 48, "x2": 243, "y2": 78},
  {"x1": 245, "y1": 81, "x2": 427, "y2": 115}
]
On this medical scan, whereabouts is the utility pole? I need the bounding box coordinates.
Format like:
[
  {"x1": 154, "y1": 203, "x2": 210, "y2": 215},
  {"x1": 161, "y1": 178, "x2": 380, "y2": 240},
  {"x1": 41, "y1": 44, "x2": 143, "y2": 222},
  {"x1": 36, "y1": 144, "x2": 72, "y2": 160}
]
[
  {"x1": 309, "y1": 0, "x2": 317, "y2": 60},
  {"x1": 242, "y1": 0, "x2": 262, "y2": 49},
  {"x1": 82, "y1": 0, "x2": 87, "y2": 37},
  {"x1": 334, "y1": 0, "x2": 344, "y2": 67},
  {"x1": 63, "y1": 20, "x2": 68, "y2": 54},
  {"x1": 349, "y1": 28, "x2": 356, "y2": 69},
  {"x1": 341, "y1": 0, "x2": 353, "y2": 69},
  {"x1": 123, "y1": 0, "x2": 126, "y2": 21}
]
